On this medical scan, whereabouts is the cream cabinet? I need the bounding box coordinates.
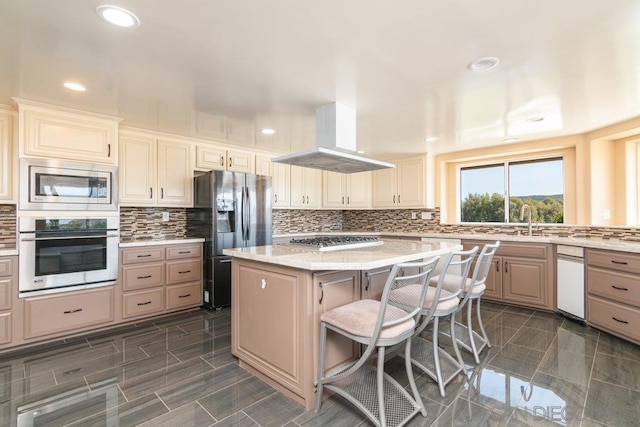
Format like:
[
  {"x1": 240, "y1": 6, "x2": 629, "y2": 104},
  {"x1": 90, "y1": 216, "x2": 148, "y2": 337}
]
[
  {"x1": 290, "y1": 166, "x2": 322, "y2": 208},
  {"x1": 322, "y1": 171, "x2": 371, "y2": 209},
  {"x1": 16, "y1": 99, "x2": 120, "y2": 165},
  {"x1": 372, "y1": 156, "x2": 426, "y2": 208},
  {"x1": 120, "y1": 243, "x2": 203, "y2": 320},
  {"x1": 119, "y1": 130, "x2": 193, "y2": 207},
  {"x1": 195, "y1": 145, "x2": 255, "y2": 173},
  {"x1": 0, "y1": 108, "x2": 16, "y2": 202},
  {"x1": 256, "y1": 154, "x2": 291, "y2": 207}
]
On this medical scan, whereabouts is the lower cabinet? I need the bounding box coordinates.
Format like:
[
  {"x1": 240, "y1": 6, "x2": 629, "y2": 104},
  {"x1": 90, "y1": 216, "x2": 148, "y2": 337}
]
[
  {"x1": 24, "y1": 287, "x2": 115, "y2": 339},
  {"x1": 120, "y1": 243, "x2": 203, "y2": 320},
  {"x1": 463, "y1": 240, "x2": 554, "y2": 311},
  {"x1": 0, "y1": 256, "x2": 16, "y2": 345}
]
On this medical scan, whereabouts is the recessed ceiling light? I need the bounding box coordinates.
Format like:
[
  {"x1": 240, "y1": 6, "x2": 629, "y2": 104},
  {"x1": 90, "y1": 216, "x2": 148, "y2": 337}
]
[
  {"x1": 261, "y1": 128, "x2": 276, "y2": 135},
  {"x1": 425, "y1": 137, "x2": 438, "y2": 142},
  {"x1": 63, "y1": 82, "x2": 86, "y2": 92},
  {"x1": 527, "y1": 116, "x2": 545, "y2": 122},
  {"x1": 96, "y1": 5, "x2": 140, "y2": 28},
  {"x1": 503, "y1": 137, "x2": 518, "y2": 143},
  {"x1": 467, "y1": 57, "x2": 500, "y2": 72}
]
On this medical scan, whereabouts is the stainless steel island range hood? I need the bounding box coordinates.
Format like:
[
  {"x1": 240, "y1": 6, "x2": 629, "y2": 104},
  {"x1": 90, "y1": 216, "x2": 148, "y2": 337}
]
[{"x1": 272, "y1": 103, "x2": 395, "y2": 174}]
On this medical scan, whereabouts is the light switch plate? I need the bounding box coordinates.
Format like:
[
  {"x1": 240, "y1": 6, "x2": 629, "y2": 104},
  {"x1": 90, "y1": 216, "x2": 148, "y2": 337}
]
[
  {"x1": 162, "y1": 212, "x2": 169, "y2": 221},
  {"x1": 421, "y1": 212, "x2": 432, "y2": 220}
]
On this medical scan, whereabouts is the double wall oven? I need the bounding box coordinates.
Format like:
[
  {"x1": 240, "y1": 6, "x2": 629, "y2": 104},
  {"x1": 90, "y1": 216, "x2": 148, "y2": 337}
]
[{"x1": 18, "y1": 158, "x2": 119, "y2": 296}]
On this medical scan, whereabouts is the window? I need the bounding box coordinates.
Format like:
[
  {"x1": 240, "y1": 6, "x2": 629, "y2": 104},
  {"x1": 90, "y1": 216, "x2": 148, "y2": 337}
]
[{"x1": 460, "y1": 158, "x2": 564, "y2": 223}]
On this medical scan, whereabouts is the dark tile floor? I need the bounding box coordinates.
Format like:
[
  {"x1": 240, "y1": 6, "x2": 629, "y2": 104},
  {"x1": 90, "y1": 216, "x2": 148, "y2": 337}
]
[{"x1": 1, "y1": 301, "x2": 639, "y2": 426}]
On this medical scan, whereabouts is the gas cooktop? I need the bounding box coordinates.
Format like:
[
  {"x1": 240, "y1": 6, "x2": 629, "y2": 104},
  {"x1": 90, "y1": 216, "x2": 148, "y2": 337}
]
[{"x1": 289, "y1": 236, "x2": 383, "y2": 251}]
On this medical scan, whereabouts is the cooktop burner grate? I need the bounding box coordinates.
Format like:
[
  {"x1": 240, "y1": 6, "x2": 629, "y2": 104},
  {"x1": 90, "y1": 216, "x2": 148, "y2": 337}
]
[{"x1": 289, "y1": 236, "x2": 383, "y2": 251}]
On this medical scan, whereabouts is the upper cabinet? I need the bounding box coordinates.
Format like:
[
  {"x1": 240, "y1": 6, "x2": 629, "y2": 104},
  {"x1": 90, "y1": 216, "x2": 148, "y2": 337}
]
[
  {"x1": 255, "y1": 154, "x2": 291, "y2": 207},
  {"x1": 119, "y1": 129, "x2": 193, "y2": 207},
  {"x1": 195, "y1": 145, "x2": 255, "y2": 173},
  {"x1": 372, "y1": 156, "x2": 427, "y2": 208},
  {"x1": 0, "y1": 108, "x2": 16, "y2": 202},
  {"x1": 290, "y1": 166, "x2": 322, "y2": 208},
  {"x1": 15, "y1": 99, "x2": 120, "y2": 165},
  {"x1": 322, "y1": 171, "x2": 371, "y2": 209}
]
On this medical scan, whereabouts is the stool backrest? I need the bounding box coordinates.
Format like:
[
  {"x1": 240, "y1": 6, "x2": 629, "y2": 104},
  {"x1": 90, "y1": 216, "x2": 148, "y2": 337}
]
[{"x1": 460, "y1": 241, "x2": 500, "y2": 305}]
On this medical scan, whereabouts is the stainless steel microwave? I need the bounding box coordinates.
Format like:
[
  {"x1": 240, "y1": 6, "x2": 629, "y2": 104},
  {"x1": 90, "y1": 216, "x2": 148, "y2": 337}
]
[{"x1": 20, "y1": 158, "x2": 118, "y2": 210}]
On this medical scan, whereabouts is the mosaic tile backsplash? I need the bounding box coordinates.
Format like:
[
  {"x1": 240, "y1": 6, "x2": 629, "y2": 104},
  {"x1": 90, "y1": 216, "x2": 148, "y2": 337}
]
[
  {"x1": 0, "y1": 205, "x2": 16, "y2": 248},
  {"x1": 119, "y1": 207, "x2": 187, "y2": 241}
]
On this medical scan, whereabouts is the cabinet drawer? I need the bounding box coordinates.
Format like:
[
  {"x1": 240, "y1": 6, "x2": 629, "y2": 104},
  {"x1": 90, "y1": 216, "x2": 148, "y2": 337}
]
[
  {"x1": 587, "y1": 267, "x2": 640, "y2": 307},
  {"x1": 166, "y1": 244, "x2": 201, "y2": 260},
  {"x1": 0, "y1": 278, "x2": 11, "y2": 311},
  {"x1": 499, "y1": 243, "x2": 548, "y2": 259},
  {"x1": 123, "y1": 288, "x2": 165, "y2": 319},
  {"x1": 121, "y1": 247, "x2": 164, "y2": 265},
  {"x1": 0, "y1": 258, "x2": 13, "y2": 277},
  {"x1": 587, "y1": 250, "x2": 640, "y2": 275},
  {"x1": 588, "y1": 296, "x2": 640, "y2": 342},
  {"x1": 0, "y1": 312, "x2": 11, "y2": 345},
  {"x1": 24, "y1": 287, "x2": 115, "y2": 339},
  {"x1": 166, "y1": 260, "x2": 201, "y2": 284},
  {"x1": 167, "y1": 282, "x2": 202, "y2": 310},
  {"x1": 122, "y1": 263, "x2": 164, "y2": 291}
]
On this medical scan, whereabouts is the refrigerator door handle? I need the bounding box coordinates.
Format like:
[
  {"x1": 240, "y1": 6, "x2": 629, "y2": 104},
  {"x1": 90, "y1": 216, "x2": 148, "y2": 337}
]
[{"x1": 243, "y1": 185, "x2": 250, "y2": 241}]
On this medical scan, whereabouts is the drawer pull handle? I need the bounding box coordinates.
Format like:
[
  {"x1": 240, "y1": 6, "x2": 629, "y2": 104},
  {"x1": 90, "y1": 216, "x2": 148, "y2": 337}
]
[
  {"x1": 63, "y1": 308, "x2": 82, "y2": 314},
  {"x1": 178, "y1": 293, "x2": 191, "y2": 298},
  {"x1": 137, "y1": 275, "x2": 152, "y2": 279},
  {"x1": 611, "y1": 285, "x2": 628, "y2": 291},
  {"x1": 178, "y1": 251, "x2": 191, "y2": 254},
  {"x1": 137, "y1": 254, "x2": 152, "y2": 258},
  {"x1": 179, "y1": 270, "x2": 191, "y2": 274},
  {"x1": 137, "y1": 301, "x2": 152, "y2": 306},
  {"x1": 612, "y1": 316, "x2": 629, "y2": 324},
  {"x1": 611, "y1": 260, "x2": 628, "y2": 265}
]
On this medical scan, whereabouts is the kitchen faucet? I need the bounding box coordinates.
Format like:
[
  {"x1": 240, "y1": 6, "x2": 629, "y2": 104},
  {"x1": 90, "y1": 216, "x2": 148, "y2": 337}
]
[{"x1": 520, "y1": 204, "x2": 532, "y2": 236}]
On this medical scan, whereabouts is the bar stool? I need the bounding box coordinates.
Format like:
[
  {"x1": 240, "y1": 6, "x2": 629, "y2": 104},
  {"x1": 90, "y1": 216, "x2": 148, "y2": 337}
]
[
  {"x1": 315, "y1": 257, "x2": 440, "y2": 427},
  {"x1": 434, "y1": 242, "x2": 500, "y2": 364},
  {"x1": 409, "y1": 247, "x2": 478, "y2": 397}
]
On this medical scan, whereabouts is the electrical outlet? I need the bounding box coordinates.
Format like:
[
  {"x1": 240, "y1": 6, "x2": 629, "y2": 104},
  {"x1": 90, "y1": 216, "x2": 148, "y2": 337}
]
[
  {"x1": 603, "y1": 209, "x2": 611, "y2": 220},
  {"x1": 162, "y1": 211, "x2": 169, "y2": 221},
  {"x1": 411, "y1": 212, "x2": 418, "y2": 220},
  {"x1": 421, "y1": 212, "x2": 432, "y2": 220}
]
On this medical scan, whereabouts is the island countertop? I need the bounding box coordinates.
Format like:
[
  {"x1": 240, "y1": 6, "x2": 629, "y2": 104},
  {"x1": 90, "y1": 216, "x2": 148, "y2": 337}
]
[{"x1": 223, "y1": 238, "x2": 461, "y2": 270}]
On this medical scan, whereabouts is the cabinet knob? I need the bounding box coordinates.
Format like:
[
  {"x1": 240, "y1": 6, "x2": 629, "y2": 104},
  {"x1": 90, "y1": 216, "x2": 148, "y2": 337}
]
[{"x1": 261, "y1": 278, "x2": 267, "y2": 289}]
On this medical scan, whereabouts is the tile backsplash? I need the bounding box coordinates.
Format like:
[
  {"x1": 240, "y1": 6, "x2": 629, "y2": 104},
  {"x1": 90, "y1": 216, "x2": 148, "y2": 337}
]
[
  {"x1": 0, "y1": 205, "x2": 16, "y2": 248},
  {"x1": 119, "y1": 207, "x2": 187, "y2": 241}
]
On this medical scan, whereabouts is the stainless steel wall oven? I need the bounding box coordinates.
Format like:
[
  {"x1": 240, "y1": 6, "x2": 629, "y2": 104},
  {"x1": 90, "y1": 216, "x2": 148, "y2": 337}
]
[{"x1": 18, "y1": 213, "x2": 118, "y2": 295}]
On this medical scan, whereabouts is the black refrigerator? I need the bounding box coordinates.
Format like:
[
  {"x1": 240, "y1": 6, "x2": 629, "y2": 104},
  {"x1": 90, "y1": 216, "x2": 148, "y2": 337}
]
[{"x1": 187, "y1": 171, "x2": 272, "y2": 309}]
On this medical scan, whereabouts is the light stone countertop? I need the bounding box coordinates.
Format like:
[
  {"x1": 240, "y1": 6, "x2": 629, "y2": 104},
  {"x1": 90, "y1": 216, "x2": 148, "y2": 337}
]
[
  {"x1": 223, "y1": 239, "x2": 461, "y2": 270},
  {"x1": 273, "y1": 232, "x2": 640, "y2": 254},
  {"x1": 119, "y1": 238, "x2": 205, "y2": 248}
]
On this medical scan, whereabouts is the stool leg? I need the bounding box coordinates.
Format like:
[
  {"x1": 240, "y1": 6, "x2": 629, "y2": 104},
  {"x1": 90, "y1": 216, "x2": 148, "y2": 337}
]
[
  {"x1": 467, "y1": 299, "x2": 481, "y2": 364},
  {"x1": 404, "y1": 338, "x2": 427, "y2": 417},
  {"x1": 315, "y1": 322, "x2": 328, "y2": 412},
  {"x1": 432, "y1": 317, "x2": 446, "y2": 398},
  {"x1": 377, "y1": 346, "x2": 386, "y2": 427},
  {"x1": 449, "y1": 313, "x2": 465, "y2": 370},
  {"x1": 476, "y1": 298, "x2": 491, "y2": 349}
]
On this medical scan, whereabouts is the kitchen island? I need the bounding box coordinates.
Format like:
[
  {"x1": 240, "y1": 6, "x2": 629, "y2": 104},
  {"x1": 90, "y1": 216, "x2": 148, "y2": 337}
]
[{"x1": 223, "y1": 238, "x2": 461, "y2": 408}]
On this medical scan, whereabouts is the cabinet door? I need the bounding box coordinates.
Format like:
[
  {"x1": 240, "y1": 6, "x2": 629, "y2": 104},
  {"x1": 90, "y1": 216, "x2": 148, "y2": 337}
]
[
  {"x1": 290, "y1": 166, "x2": 306, "y2": 208},
  {"x1": 362, "y1": 266, "x2": 392, "y2": 300},
  {"x1": 397, "y1": 157, "x2": 425, "y2": 207},
  {"x1": 255, "y1": 154, "x2": 273, "y2": 176},
  {"x1": 235, "y1": 263, "x2": 302, "y2": 391},
  {"x1": 119, "y1": 133, "x2": 156, "y2": 205},
  {"x1": 291, "y1": 167, "x2": 321, "y2": 208},
  {"x1": 0, "y1": 111, "x2": 14, "y2": 202},
  {"x1": 271, "y1": 162, "x2": 290, "y2": 207},
  {"x1": 157, "y1": 140, "x2": 192, "y2": 207},
  {"x1": 502, "y1": 256, "x2": 548, "y2": 308},
  {"x1": 19, "y1": 103, "x2": 118, "y2": 165},
  {"x1": 195, "y1": 145, "x2": 226, "y2": 171},
  {"x1": 313, "y1": 270, "x2": 360, "y2": 373},
  {"x1": 227, "y1": 149, "x2": 255, "y2": 173},
  {"x1": 372, "y1": 167, "x2": 397, "y2": 208},
  {"x1": 482, "y1": 257, "x2": 503, "y2": 300},
  {"x1": 322, "y1": 171, "x2": 346, "y2": 208},
  {"x1": 346, "y1": 172, "x2": 372, "y2": 208}
]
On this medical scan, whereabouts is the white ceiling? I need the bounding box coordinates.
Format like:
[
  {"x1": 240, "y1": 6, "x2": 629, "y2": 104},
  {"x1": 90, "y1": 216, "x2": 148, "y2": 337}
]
[{"x1": 2, "y1": 1, "x2": 640, "y2": 158}]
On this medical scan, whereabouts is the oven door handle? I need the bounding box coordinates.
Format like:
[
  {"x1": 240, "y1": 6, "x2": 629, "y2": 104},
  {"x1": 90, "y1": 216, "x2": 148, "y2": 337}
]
[{"x1": 20, "y1": 233, "x2": 119, "y2": 242}]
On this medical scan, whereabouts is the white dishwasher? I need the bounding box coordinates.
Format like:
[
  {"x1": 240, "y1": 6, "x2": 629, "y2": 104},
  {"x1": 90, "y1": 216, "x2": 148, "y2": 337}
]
[{"x1": 556, "y1": 245, "x2": 585, "y2": 322}]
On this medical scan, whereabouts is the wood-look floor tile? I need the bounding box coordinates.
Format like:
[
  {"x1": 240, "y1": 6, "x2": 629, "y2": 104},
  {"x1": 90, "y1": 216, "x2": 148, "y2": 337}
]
[
  {"x1": 139, "y1": 329, "x2": 215, "y2": 356},
  {"x1": 596, "y1": 332, "x2": 640, "y2": 362},
  {"x1": 508, "y1": 326, "x2": 556, "y2": 352},
  {"x1": 170, "y1": 333, "x2": 231, "y2": 363},
  {"x1": 212, "y1": 411, "x2": 260, "y2": 427},
  {"x1": 296, "y1": 394, "x2": 368, "y2": 426},
  {"x1": 550, "y1": 327, "x2": 599, "y2": 358},
  {"x1": 66, "y1": 393, "x2": 170, "y2": 427},
  {"x1": 197, "y1": 376, "x2": 275, "y2": 420},
  {"x1": 138, "y1": 401, "x2": 215, "y2": 427},
  {"x1": 524, "y1": 312, "x2": 564, "y2": 332},
  {"x1": 432, "y1": 396, "x2": 508, "y2": 426},
  {"x1": 591, "y1": 351, "x2": 640, "y2": 391},
  {"x1": 488, "y1": 343, "x2": 545, "y2": 379},
  {"x1": 463, "y1": 365, "x2": 529, "y2": 416},
  {"x1": 242, "y1": 392, "x2": 306, "y2": 427},
  {"x1": 21, "y1": 342, "x2": 119, "y2": 377},
  {"x1": 537, "y1": 347, "x2": 593, "y2": 386},
  {"x1": 84, "y1": 352, "x2": 181, "y2": 387},
  {"x1": 584, "y1": 379, "x2": 640, "y2": 426}
]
